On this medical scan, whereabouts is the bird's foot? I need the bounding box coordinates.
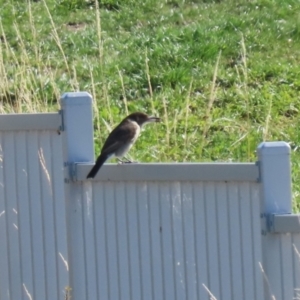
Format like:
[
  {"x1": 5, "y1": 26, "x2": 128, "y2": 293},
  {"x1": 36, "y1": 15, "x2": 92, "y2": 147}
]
[{"x1": 117, "y1": 158, "x2": 138, "y2": 164}]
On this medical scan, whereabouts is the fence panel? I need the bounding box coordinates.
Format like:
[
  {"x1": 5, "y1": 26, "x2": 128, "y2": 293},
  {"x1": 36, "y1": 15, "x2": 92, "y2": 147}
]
[
  {"x1": 258, "y1": 232, "x2": 300, "y2": 300},
  {"x1": 67, "y1": 178, "x2": 264, "y2": 300},
  {"x1": 0, "y1": 114, "x2": 69, "y2": 300}
]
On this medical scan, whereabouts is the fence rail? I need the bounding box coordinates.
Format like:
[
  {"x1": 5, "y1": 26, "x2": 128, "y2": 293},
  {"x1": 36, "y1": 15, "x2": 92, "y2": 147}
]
[
  {"x1": 0, "y1": 112, "x2": 61, "y2": 131},
  {"x1": 74, "y1": 162, "x2": 259, "y2": 182},
  {"x1": 0, "y1": 92, "x2": 299, "y2": 300}
]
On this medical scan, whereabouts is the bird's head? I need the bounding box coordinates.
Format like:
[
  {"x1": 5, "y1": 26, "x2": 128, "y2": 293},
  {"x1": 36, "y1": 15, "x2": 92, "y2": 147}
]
[{"x1": 127, "y1": 112, "x2": 160, "y2": 127}]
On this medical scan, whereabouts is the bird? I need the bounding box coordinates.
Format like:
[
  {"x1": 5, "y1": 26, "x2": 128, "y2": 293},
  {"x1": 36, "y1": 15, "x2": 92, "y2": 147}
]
[{"x1": 86, "y1": 112, "x2": 160, "y2": 179}]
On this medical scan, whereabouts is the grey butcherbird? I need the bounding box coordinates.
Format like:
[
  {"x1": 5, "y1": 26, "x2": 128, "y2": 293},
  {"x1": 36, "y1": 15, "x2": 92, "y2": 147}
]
[{"x1": 86, "y1": 112, "x2": 160, "y2": 179}]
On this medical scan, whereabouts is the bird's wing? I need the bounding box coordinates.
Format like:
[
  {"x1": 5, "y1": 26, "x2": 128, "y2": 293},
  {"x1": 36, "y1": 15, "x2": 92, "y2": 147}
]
[{"x1": 101, "y1": 122, "x2": 137, "y2": 155}]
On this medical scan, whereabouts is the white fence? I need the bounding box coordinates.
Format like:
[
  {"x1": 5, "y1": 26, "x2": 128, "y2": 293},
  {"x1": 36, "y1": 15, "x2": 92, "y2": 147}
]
[{"x1": 0, "y1": 92, "x2": 300, "y2": 300}]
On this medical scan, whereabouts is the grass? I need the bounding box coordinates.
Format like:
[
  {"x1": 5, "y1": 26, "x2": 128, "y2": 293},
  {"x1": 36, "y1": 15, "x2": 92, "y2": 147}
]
[{"x1": 1, "y1": 0, "x2": 300, "y2": 209}]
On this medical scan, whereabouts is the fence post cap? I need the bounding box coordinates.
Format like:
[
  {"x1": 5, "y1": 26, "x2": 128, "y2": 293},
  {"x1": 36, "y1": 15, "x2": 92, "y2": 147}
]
[
  {"x1": 61, "y1": 92, "x2": 92, "y2": 105},
  {"x1": 257, "y1": 141, "x2": 290, "y2": 155}
]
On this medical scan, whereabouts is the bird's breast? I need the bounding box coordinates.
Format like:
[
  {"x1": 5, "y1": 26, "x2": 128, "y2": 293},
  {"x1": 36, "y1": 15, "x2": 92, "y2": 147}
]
[
  {"x1": 130, "y1": 121, "x2": 141, "y2": 143},
  {"x1": 115, "y1": 121, "x2": 140, "y2": 157}
]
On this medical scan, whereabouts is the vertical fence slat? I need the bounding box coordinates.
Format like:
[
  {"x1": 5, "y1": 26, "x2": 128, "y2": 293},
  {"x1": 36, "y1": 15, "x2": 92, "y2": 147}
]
[
  {"x1": 116, "y1": 182, "x2": 131, "y2": 300},
  {"x1": 15, "y1": 132, "x2": 34, "y2": 300},
  {"x1": 216, "y1": 182, "x2": 232, "y2": 300},
  {"x1": 137, "y1": 182, "x2": 153, "y2": 300},
  {"x1": 205, "y1": 183, "x2": 221, "y2": 299},
  {"x1": 93, "y1": 182, "x2": 109, "y2": 300},
  {"x1": 228, "y1": 183, "x2": 244, "y2": 299},
  {"x1": 39, "y1": 132, "x2": 59, "y2": 299},
  {"x1": 160, "y1": 183, "x2": 176, "y2": 300},
  {"x1": 105, "y1": 182, "x2": 120, "y2": 300},
  {"x1": 4, "y1": 132, "x2": 22, "y2": 300},
  {"x1": 50, "y1": 132, "x2": 69, "y2": 299},
  {"x1": 292, "y1": 235, "x2": 300, "y2": 298},
  {"x1": 280, "y1": 234, "x2": 294, "y2": 299},
  {"x1": 82, "y1": 182, "x2": 97, "y2": 300},
  {"x1": 68, "y1": 185, "x2": 88, "y2": 300},
  {"x1": 126, "y1": 182, "x2": 142, "y2": 300},
  {"x1": 0, "y1": 133, "x2": 10, "y2": 300},
  {"x1": 250, "y1": 184, "x2": 264, "y2": 300},
  {"x1": 27, "y1": 131, "x2": 47, "y2": 299},
  {"x1": 193, "y1": 182, "x2": 209, "y2": 300},
  {"x1": 263, "y1": 235, "x2": 281, "y2": 299},
  {"x1": 181, "y1": 182, "x2": 197, "y2": 300},
  {"x1": 240, "y1": 182, "x2": 256, "y2": 300},
  {"x1": 171, "y1": 182, "x2": 186, "y2": 300},
  {"x1": 148, "y1": 182, "x2": 164, "y2": 300}
]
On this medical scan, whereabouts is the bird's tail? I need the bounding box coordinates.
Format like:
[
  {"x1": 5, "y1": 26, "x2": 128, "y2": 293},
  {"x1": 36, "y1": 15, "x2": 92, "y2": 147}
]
[{"x1": 86, "y1": 154, "x2": 108, "y2": 179}]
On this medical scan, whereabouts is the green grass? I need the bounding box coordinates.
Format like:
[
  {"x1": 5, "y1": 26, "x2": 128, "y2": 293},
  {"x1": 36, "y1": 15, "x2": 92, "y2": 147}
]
[{"x1": 1, "y1": 0, "x2": 300, "y2": 209}]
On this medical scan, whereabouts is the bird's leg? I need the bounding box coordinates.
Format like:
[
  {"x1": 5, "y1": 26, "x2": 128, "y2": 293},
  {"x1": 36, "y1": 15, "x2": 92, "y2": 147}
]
[
  {"x1": 117, "y1": 157, "x2": 131, "y2": 164},
  {"x1": 123, "y1": 157, "x2": 133, "y2": 163},
  {"x1": 117, "y1": 157, "x2": 138, "y2": 164},
  {"x1": 124, "y1": 156, "x2": 139, "y2": 163}
]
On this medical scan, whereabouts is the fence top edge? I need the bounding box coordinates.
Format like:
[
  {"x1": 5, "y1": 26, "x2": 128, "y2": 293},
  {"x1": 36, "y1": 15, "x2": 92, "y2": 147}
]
[
  {"x1": 74, "y1": 162, "x2": 259, "y2": 182},
  {"x1": 0, "y1": 112, "x2": 61, "y2": 131}
]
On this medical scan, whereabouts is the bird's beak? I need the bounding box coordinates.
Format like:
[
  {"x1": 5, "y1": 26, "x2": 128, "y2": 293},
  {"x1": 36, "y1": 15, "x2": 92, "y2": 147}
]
[{"x1": 148, "y1": 116, "x2": 160, "y2": 123}]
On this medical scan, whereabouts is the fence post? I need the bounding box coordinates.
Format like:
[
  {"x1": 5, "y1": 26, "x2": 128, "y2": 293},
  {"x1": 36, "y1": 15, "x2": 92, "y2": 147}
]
[
  {"x1": 258, "y1": 141, "x2": 292, "y2": 215},
  {"x1": 60, "y1": 92, "x2": 94, "y2": 300},
  {"x1": 60, "y1": 92, "x2": 94, "y2": 167},
  {"x1": 257, "y1": 141, "x2": 292, "y2": 299}
]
